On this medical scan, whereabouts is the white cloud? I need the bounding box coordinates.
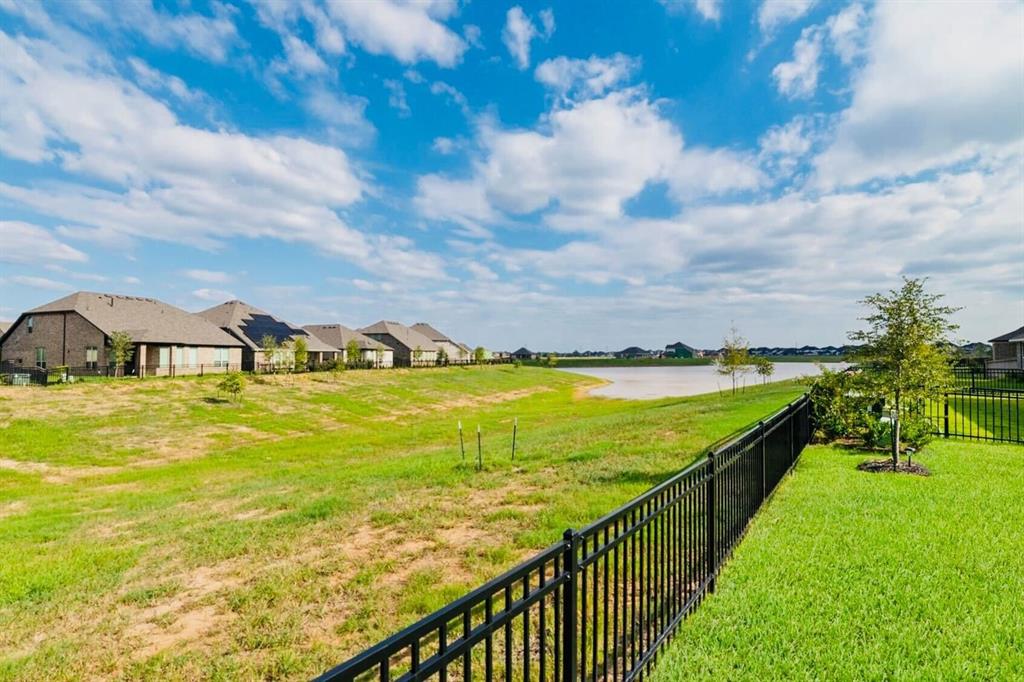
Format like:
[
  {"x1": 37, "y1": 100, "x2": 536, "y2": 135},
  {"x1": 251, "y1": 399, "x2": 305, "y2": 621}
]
[
  {"x1": 432, "y1": 137, "x2": 457, "y2": 154},
  {"x1": 826, "y1": 2, "x2": 867, "y2": 65},
  {"x1": 192, "y1": 287, "x2": 236, "y2": 302},
  {"x1": 429, "y1": 81, "x2": 470, "y2": 115},
  {"x1": 758, "y1": 0, "x2": 816, "y2": 36},
  {"x1": 0, "y1": 221, "x2": 88, "y2": 264},
  {"x1": 415, "y1": 175, "x2": 498, "y2": 235},
  {"x1": 659, "y1": 0, "x2": 722, "y2": 22},
  {"x1": 325, "y1": 0, "x2": 467, "y2": 67},
  {"x1": 123, "y1": 276, "x2": 141, "y2": 285},
  {"x1": 535, "y1": 54, "x2": 640, "y2": 100},
  {"x1": 815, "y1": 1, "x2": 1024, "y2": 187},
  {"x1": 666, "y1": 148, "x2": 764, "y2": 200},
  {"x1": 304, "y1": 87, "x2": 377, "y2": 145},
  {"x1": 502, "y1": 6, "x2": 554, "y2": 70},
  {"x1": 184, "y1": 269, "x2": 231, "y2": 284},
  {"x1": 773, "y1": 26, "x2": 823, "y2": 99},
  {"x1": 384, "y1": 79, "x2": 411, "y2": 116},
  {"x1": 281, "y1": 34, "x2": 329, "y2": 76},
  {"x1": 8, "y1": 275, "x2": 73, "y2": 291}
]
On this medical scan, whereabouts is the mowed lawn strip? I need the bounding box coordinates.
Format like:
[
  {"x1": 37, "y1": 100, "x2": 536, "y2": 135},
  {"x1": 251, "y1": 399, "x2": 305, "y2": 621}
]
[
  {"x1": 0, "y1": 366, "x2": 805, "y2": 680},
  {"x1": 652, "y1": 440, "x2": 1024, "y2": 681}
]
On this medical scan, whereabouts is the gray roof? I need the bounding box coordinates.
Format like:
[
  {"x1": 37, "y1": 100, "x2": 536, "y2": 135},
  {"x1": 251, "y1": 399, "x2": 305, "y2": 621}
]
[
  {"x1": 990, "y1": 325, "x2": 1024, "y2": 343},
  {"x1": 197, "y1": 300, "x2": 335, "y2": 352},
  {"x1": 359, "y1": 321, "x2": 440, "y2": 352},
  {"x1": 411, "y1": 322, "x2": 452, "y2": 343},
  {"x1": 23, "y1": 292, "x2": 243, "y2": 346},
  {"x1": 302, "y1": 324, "x2": 389, "y2": 352},
  {"x1": 665, "y1": 341, "x2": 697, "y2": 352}
]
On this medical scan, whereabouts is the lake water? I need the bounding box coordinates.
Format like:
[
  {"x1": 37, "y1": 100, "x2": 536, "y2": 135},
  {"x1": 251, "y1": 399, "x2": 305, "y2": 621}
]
[{"x1": 559, "y1": 363, "x2": 841, "y2": 400}]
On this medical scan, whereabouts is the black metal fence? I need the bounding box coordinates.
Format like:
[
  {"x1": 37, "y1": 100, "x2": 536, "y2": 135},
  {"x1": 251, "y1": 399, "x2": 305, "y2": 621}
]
[
  {"x1": 316, "y1": 395, "x2": 812, "y2": 682},
  {"x1": 923, "y1": 391, "x2": 1022, "y2": 444},
  {"x1": 952, "y1": 366, "x2": 1024, "y2": 393}
]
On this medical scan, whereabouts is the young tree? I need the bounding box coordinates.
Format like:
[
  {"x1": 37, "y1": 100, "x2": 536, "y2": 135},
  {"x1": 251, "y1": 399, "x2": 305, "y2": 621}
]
[
  {"x1": 218, "y1": 372, "x2": 245, "y2": 403},
  {"x1": 849, "y1": 277, "x2": 959, "y2": 468},
  {"x1": 754, "y1": 356, "x2": 775, "y2": 385},
  {"x1": 437, "y1": 347, "x2": 448, "y2": 366},
  {"x1": 259, "y1": 334, "x2": 278, "y2": 373},
  {"x1": 108, "y1": 331, "x2": 135, "y2": 377},
  {"x1": 473, "y1": 346, "x2": 486, "y2": 364},
  {"x1": 714, "y1": 326, "x2": 751, "y2": 394},
  {"x1": 413, "y1": 345, "x2": 423, "y2": 366},
  {"x1": 293, "y1": 336, "x2": 308, "y2": 371},
  {"x1": 546, "y1": 353, "x2": 559, "y2": 368},
  {"x1": 345, "y1": 339, "x2": 361, "y2": 367}
]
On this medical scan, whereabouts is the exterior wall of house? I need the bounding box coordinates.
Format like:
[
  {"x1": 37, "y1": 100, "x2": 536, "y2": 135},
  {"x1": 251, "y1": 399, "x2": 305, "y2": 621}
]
[
  {"x1": 992, "y1": 341, "x2": 1015, "y2": 361},
  {"x1": 364, "y1": 333, "x2": 433, "y2": 365},
  {"x1": 988, "y1": 341, "x2": 1023, "y2": 370},
  {"x1": 436, "y1": 340, "x2": 468, "y2": 361},
  {"x1": 142, "y1": 345, "x2": 243, "y2": 375},
  {"x1": 0, "y1": 312, "x2": 106, "y2": 369},
  {"x1": 352, "y1": 347, "x2": 394, "y2": 367}
]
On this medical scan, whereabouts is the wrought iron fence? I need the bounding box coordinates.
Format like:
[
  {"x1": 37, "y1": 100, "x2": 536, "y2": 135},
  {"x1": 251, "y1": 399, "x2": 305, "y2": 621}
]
[
  {"x1": 923, "y1": 391, "x2": 1022, "y2": 444},
  {"x1": 316, "y1": 395, "x2": 812, "y2": 682},
  {"x1": 952, "y1": 366, "x2": 1024, "y2": 393}
]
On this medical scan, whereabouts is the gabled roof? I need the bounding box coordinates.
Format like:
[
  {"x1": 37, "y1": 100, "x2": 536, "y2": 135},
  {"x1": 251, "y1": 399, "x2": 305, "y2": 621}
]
[
  {"x1": 665, "y1": 341, "x2": 697, "y2": 352},
  {"x1": 302, "y1": 324, "x2": 388, "y2": 352},
  {"x1": 359, "y1": 321, "x2": 440, "y2": 352},
  {"x1": 617, "y1": 346, "x2": 649, "y2": 354},
  {"x1": 197, "y1": 300, "x2": 335, "y2": 352},
  {"x1": 411, "y1": 322, "x2": 452, "y2": 343},
  {"x1": 18, "y1": 292, "x2": 243, "y2": 346},
  {"x1": 990, "y1": 325, "x2": 1024, "y2": 343},
  {"x1": 512, "y1": 347, "x2": 534, "y2": 355}
]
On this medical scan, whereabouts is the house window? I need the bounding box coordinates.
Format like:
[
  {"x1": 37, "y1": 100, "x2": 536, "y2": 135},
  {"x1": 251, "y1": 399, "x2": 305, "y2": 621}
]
[
  {"x1": 158, "y1": 347, "x2": 170, "y2": 368},
  {"x1": 85, "y1": 346, "x2": 98, "y2": 369},
  {"x1": 26, "y1": 316, "x2": 34, "y2": 333},
  {"x1": 214, "y1": 348, "x2": 229, "y2": 367},
  {"x1": 175, "y1": 346, "x2": 198, "y2": 367},
  {"x1": 35, "y1": 347, "x2": 46, "y2": 369}
]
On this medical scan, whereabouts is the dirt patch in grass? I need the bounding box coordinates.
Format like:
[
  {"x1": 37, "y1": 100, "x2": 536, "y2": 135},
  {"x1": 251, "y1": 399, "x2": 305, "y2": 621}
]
[
  {"x1": 0, "y1": 500, "x2": 28, "y2": 519},
  {"x1": 857, "y1": 458, "x2": 931, "y2": 476}
]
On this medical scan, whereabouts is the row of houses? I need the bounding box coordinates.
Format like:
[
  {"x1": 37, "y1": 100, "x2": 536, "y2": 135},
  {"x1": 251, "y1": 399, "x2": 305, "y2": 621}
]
[{"x1": 0, "y1": 291, "x2": 480, "y2": 377}]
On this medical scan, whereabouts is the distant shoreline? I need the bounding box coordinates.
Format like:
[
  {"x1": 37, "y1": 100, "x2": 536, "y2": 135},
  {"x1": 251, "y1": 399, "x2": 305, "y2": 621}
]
[{"x1": 525, "y1": 355, "x2": 847, "y2": 368}]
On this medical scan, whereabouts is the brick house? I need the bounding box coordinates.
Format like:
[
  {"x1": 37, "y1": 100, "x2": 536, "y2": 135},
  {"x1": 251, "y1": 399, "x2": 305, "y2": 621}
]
[
  {"x1": 410, "y1": 323, "x2": 471, "y2": 362},
  {"x1": 0, "y1": 292, "x2": 243, "y2": 376},
  {"x1": 302, "y1": 324, "x2": 394, "y2": 367},
  {"x1": 359, "y1": 321, "x2": 439, "y2": 366},
  {"x1": 988, "y1": 325, "x2": 1024, "y2": 370},
  {"x1": 197, "y1": 300, "x2": 338, "y2": 371}
]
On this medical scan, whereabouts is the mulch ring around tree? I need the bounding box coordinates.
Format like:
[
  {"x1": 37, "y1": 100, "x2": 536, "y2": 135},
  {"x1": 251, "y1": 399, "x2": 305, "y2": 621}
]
[{"x1": 857, "y1": 458, "x2": 931, "y2": 476}]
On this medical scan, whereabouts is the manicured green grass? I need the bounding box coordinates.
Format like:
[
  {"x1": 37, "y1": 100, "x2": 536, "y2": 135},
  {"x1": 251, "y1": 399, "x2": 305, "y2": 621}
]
[
  {"x1": 0, "y1": 366, "x2": 805, "y2": 680},
  {"x1": 925, "y1": 393, "x2": 1022, "y2": 441},
  {"x1": 652, "y1": 439, "x2": 1024, "y2": 681}
]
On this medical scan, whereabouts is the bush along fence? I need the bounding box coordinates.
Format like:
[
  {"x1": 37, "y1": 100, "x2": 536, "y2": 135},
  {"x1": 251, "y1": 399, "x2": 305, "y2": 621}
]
[{"x1": 316, "y1": 395, "x2": 813, "y2": 682}]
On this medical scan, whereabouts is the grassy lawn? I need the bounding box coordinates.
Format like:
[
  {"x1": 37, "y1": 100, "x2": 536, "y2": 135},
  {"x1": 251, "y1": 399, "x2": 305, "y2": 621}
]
[
  {"x1": 652, "y1": 439, "x2": 1024, "y2": 681},
  {"x1": 0, "y1": 366, "x2": 804, "y2": 680}
]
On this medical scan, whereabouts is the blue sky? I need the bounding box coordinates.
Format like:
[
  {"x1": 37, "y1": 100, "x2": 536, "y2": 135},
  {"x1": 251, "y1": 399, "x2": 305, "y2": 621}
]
[{"x1": 1, "y1": 0, "x2": 1021, "y2": 350}]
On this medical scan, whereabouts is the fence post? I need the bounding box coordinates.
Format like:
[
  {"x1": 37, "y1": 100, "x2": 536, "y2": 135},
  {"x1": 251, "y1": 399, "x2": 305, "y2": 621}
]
[
  {"x1": 943, "y1": 394, "x2": 949, "y2": 438},
  {"x1": 759, "y1": 420, "x2": 766, "y2": 500},
  {"x1": 789, "y1": 404, "x2": 796, "y2": 466},
  {"x1": 706, "y1": 451, "x2": 717, "y2": 594},
  {"x1": 561, "y1": 528, "x2": 578, "y2": 682}
]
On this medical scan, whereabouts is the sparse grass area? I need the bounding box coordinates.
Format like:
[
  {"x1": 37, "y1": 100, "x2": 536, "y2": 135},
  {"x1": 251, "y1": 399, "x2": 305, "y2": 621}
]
[
  {"x1": 0, "y1": 366, "x2": 804, "y2": 680},
  {"x1": 652, "y1": 439, "x2": 1024, "y2": 681}
]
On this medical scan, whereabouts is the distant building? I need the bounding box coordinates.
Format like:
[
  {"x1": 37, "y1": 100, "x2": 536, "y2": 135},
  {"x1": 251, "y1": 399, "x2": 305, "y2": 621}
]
[
  {"x1": 302, "y1": 324, "x2": 394, "y2": 367},
  {"x1": 664, "y1": 342, "x2": 699, "y2": 358},
  {"x1": 198, "y1": 300, "x2": 337, "y2": 371},
  {"x1": 0, "y1": 292, "x2": 243, "y2": 376},
  {"x1": 511, "y1": 347, "x2": 535, "y2": 360},
  {"x1": 988, "y1": 325, "x2": 1024, "y2": 370},
  {"x1": 614, "y1": 346, "x2": 656, "y2": 359},
  {"x1": 411, "y1": 323, "x2": 471, "y2": 362},
  {"x1": 360, "y1": 321, "x2": 439, "y2": 366}
]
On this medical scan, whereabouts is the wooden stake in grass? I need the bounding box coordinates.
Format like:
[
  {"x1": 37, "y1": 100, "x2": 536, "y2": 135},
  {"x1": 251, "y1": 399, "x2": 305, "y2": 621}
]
[
  {"x1": 458, "y1": 420, "x2": 465, "y2": 463},
  {"x1": 476, "y1": 424, "x2": 482, "y2": 471},
  {"x1": 511, "y1": 417, "x2": 518, "y2": 461}
]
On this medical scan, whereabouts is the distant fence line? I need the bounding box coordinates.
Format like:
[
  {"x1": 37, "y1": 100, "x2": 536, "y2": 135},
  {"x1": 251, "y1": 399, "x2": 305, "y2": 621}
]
[
  {"x1": 316, "y1": 395, "x2": 813, "y2": 682},
  {"x1": 924, "y1": 390, "x2": 1022, "y2": 445},
  {"x1": 952, "y1": 366, "x2": 1024, "y2": 393}
]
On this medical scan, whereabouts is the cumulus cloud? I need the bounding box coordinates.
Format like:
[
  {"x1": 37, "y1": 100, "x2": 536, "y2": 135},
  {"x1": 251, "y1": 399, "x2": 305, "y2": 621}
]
[
  {"x1": 502, "y1": 6, "x2": 554, "y2": 70},
  {"x1": 535, "y1": 54, "x2": 640, "y2": 100},
  {"x1": 814, "y1": 1, "x2": 1024, "y2": 187},
  {"x1": 0, "y1": 221, "x2": 88, "y2": 264},
  {"x1": 773, "y1": 26, "x2": 823, "y2": 99},
  {"x1": 384, "y1": 79, "x2": 411, "y2": 116},
  {"x1": 758, "y1": 0, "x2": 816, "y2": 36},
  {"x1": 326, "y1": 0, "x2": 466, "y2": 66},
  {"x1": 826, "y1": 2, "x2": 867, "y2": 65},
  {"x1": 659, "y1": 0, "x2": 722, "y2": 22}
]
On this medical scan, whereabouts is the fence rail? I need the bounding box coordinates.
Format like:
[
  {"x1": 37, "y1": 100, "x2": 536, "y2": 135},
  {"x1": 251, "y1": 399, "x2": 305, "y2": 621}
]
[
  {"x1": 952, "y1": 366, "x2": 1024, "y2": 393},
  {"x1": 924, "y1": 390, "x2": 1022, "y2": 444},
  {"x1": 316, "y1": 395, "x2": 812, "y2": 682}
]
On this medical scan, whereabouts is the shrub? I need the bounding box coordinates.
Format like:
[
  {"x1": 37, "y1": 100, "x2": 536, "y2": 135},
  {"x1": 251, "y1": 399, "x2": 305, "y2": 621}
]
[
  {"x1": 808, "y1": 367, "x2": 873, "y2": 441},
  {"x1": 862, "y1": 416, "x2": 892, "y2": 450},
  {"x1": 218, "y1": 372, "x2": 245, "y2": 403}
]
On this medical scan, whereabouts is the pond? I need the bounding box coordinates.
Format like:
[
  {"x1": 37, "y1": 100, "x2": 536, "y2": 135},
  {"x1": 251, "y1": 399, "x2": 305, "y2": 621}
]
[{"x1": 559, "y1": 362, "x2": 842, "y2": 400}]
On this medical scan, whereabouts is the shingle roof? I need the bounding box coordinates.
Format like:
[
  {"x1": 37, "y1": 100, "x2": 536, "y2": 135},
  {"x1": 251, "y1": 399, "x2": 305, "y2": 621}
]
[
  {"x1": 197, "y1": 300, "x2": 335, "y2": 352},
  {"x1": 359, "y1": 321, "x2": 440, "y2": 352},
  {"x1": 665, "y1": 341, "x2": 697, "y2": 352},
  {"x1": 411, "y1": 322, "x2": 452, "y2": 342},
  {"x1": 990, "y1": 325, "x2": 1024, "y2": 343},
  {"x1": 24, "y1": 292, "x2": 243, "y2": 346},
  {"x1": 302, "y1": 324, "x2": 388, "y2": 351},
  {"x1": 512, "y1": 347, "x2": 533, "y2": 355}
]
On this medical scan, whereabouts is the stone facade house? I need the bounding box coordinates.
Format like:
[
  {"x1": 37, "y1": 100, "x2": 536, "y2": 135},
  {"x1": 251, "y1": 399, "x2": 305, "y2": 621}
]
[
  {"x1": 197, "y1": 300, "x2": 337, "y2": 371},
  {"x1": 0, "y1": 292, "x2": 243, "y2": 376},
  {"x1": 988, "y1": 325, "x2": 1024, "y2": 370},
  {"x1": 359, "y1": 321, "x2": 439, "y2": 366},
  {"x1": 410, "y1": 323, "x2": 471, "y2": 362},
  {"x1": 302, "y1": 324, "x2": 394, "y2": 367}
]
